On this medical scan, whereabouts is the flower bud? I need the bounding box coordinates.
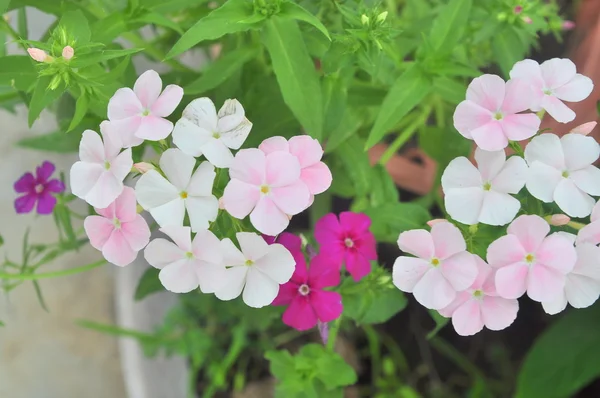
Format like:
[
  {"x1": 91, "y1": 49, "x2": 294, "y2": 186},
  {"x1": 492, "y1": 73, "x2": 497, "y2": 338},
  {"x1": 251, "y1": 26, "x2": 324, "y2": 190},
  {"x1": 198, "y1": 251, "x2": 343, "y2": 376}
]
[
  {"x1": 547, "y1": 214, "x2": 570, "y2": 226},
  {"x1": 376, "y1": 11, "x2": 388, "y2": 23},
  {"x1": 427, "y1": 219, "x2": 447, "y2": 227},
  {"x1": 522, "y1": 16, "x2": 532, "y2": 24},
  {"x1": 133, "y1": 162, "x2": 156, "y2": 174},
  {"x1": 562, "y1": 20, "x2": 576, "y2": 30},
  {"x1": 27, "y1": 48, "x2": 49, "y2": 63},
  {"x1": 513, "y1": 5, "x2": 523, "y2": 14},
  {"x1": 218, "y1": 196, "x2": 225, "y2": 210},
  {"x1": 570, "y1": 121, "x2": 597, "y2": 136},
  {"x1": 361, "y1": 14, "x2": 370, "y2": 26},
  {"x1": 62, "y1": 45, "x2": 74, "y2": 60}
]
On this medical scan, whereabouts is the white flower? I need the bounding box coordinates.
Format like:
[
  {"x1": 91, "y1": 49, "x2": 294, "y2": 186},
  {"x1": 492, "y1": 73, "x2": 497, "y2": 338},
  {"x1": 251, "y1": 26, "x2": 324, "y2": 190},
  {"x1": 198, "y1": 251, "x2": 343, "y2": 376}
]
[
  {"x1": 215, "y1": 232, "x2": 295, "y2": 308},
  {"x1": 441, "y1": 148, "x2": 528, "y2": 226},
  {"x1": 144, "y1": 226, "x2": 226, "y2": 293},
  {"x1": 135, "y1": 148, "x2": 218, "y2": 232},
  {"x1": 525, "y1": 133, "x2": 600, "y2": 217},
  {"x1": 172, "y1": 98, "x2": 252, "y2": 168}
]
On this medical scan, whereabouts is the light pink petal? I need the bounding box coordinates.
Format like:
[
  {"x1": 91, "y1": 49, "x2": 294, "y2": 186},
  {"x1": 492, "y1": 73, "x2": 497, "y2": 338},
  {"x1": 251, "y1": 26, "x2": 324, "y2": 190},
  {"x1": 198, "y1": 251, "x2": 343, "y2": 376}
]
[
  {"x1": 466, "y1": 74, "x2": 505, "y2": 112},
  {"x1": 201, "y1": 138, "x2": 234, "y2": 168},
  {"x1": 474, "y1": 148, "x2": 505, "y2": 181},
  {"x1": 526, "y1": 161, "x2": 562, "y2": 202},
  {"x1": 413, "y1": 269, "x2": 456, "y2": 310},
  {"x1": 220, "y1": 119, "x2": 252, "y2": 150},
  {"x1": 112, "y1": 187, "x2": 137, "y2": 222},
  {"x1": 259, "y1": 136, "x2": 289, "y2": 154},
  {"x1": 135, "y1": 116, "x2": 173, "y2": 141},
  {"x1": 172, "y1": 118, "x2": 212, "y2": 157},
  {"x1": 214, "y1": 266, "x2": 248, "y2": 301},
  {"x1": 431, "y1": 222, "x2": 466, "y2": 260},
  {"x1": 242, "y1": 267, "x2": 279, "y2": 307},
  {"x1": 310, "y1": 290, "x2": 343, "y2": 323},
  {"x1": 220, "y1": 238, "x2": 246, "y2": 267},
  {"x1": 151, "y1": 84, "x2": 183, "y2": 117},
  {"x1": 222, "y1": 179, "x2": 259, "y2": 219},
  {"x1": 108, "y1": 117, "x2": 144, "y2": 148},
  {"x1": 160, "y1": 148, "x2": 194, "y2": 191},
  {"x1": 282, "y1": 296, "x2": 318, "y2": 331},
  {"x1": 453, "y1": 101, "x2": 493, "y2": 139},
  {"x1": 509, "y1": 59, "x2": 544, "y2": 96},
  {"x1": 561, "y1": 134, "x2": 600, "y2": 171},
  {"x1": 540, "y1": 58, "x2": 576, "y2": 89},
  {"x1": 135, "y1": 170, "x2": 179, "y2": 209},
  {"x1": 108, "y1": 88, "x2": 143, "y2": 120},
  {"x1": 95, "y1": 199, "x2": 115, "y2": 220},
  {"x1": 144, "y1": 238, "x2": 184, "y2": 269},
  {"x1": 186, "y1": 196, "x2": 218, "y2": 232},
  {"x1": 593, "y1": 202, "x2": 600, "y2": 223},
  {"x1": 501, "y1": 78, "x2": 535, "y2": 114},
  {"x1": 160, "y1": 225, "x2": 192, "y2": 251},
  {"x1": 554, "y1": 178, "x2": 595, "y2": 218},
  {"x1": 566, "y1": 274, "x2": 600, "y2": 309},
  {"x1": 472, "y1": 255, "x2": 494, "y2": 291},
  {"x1": 494, "y1": 262, "x2": 528, "y2": 299},
  {"x1": 84, "y1": 216, "x2": 114, "y2": 250},
  {"x1": 79, "y1": 130, "x2": 105, "y2": 164},
  {"x1": 451, "y1": 299, "x2": 484, "y2": 336},
  {"x1": 507, "y1": 214, "x2": 550, "y2": 252},
  {"x1": 553, "y1": 74, "x2": 594, "y2": 102},
  {"x1": 192, "y1": 230, "x2": 222, "y2": 265},
  {"x1": 500, "y1": 113, "x2": 540, "y2": 141},
  {"x1": 491, "y1": 156, "x2": 528, "y2": 194},
  {"x1": 120, "y1": 215, "x2": 151, "y2": 252},
  {"x1": 134, "y1": 69, "x2": 162, "y2": 108},
  {"x1": 230, "y1": 148, "x2": 266, "y2": 185},
  {"x1": 479, "y1": 191, "x2": 520, "y2": 226},
  {"x1": 196, "y1": 262, "x2": 228, "y2": 294},
  {"x1": 524, "y1": 133, "x2": 565, "y2": 169},
  {"x1": 254, "y1": 243, "x2": 295, "y2": 284},
  {"x1": 159, "y1": 260, "x2": 199, "y2": 293},
  {"x1": 187, "y1": 162, "x2": 216, "y2": 196},
  {"x1": 70, "y1": 162, "x2": 104, "y2": 200},
  {"x1": 270, "y1": 181, "x2": 310, "y2": 215},
  {"x1": 250, "y1": 196, "x2": 290, "y2": 236},
  {"x1": 441, "y1": 252, "x2": 477, "y2": 291},
  {"x1": 441, "y1": 157, "x2": 482, "y2": 190},
  {"x1": 487, "y1": 234, "x2": 527, "y2": 268},
  {"x1": 149, "y1": 199, "x2": 186, "y2": 228},
  {"x1": 307, "y1": 254, "x2": 341, "y2": 288},
  {"x1": 571, "y1": 121, "x2": 597, "y2": 136},
  {"x1": 480, "y1": 296, "x2": 518, "y2": 330},
  {"x1": 109, "y1": 148, "x2": 133, "y2": 182},
  {"x1": 288, "y1": 135, "x2": 324, "y2": 167},
  {"x1": 438, "y1": 292, "x2": 470, "y2": 318},
  {"x1": 444, "y1": 187, "x2": 484, "y2": 225},
  {"x1": 86, "y1": 172, "x2": 123, "y2": 209},
  {"x1": 578, "y1": 221, "x2": 600, "y2": 246},
  {"x1": 265, "y1": 151, "x2": 301, "y2": 187},
  {"x1": 541, "y1": 95, "x2": 575, "y2": 123},
  {"x1": 301, "y1": 162, "x2": 332, "y2": 195},
  {"x1": 102, "y1": 230, "x2": 138, "y2": 267},
  {"x1": 100, "y1": 121, "x2": 123, "y2": 159},
  {"x1": 527, "y1": 264, "x2": 566, "y2": 302},
  {"x1": 536, "y1": 233, "x2": 576, "y2": 274},
  {"x1": 542, "y1": 293, "x2": 568, "y2": 315},
  {"x1": 471, "y1": 122, "x2": 509, "y2": 151},
  {"x1": 397, "y1": 229, "x2": 434, "y2": 259}
]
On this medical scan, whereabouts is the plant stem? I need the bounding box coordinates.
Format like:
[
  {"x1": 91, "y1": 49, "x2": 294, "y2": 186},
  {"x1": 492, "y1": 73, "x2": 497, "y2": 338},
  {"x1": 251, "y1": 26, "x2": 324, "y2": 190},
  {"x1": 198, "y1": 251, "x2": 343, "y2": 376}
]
[
  {"x1": 326, "y1": 317, "x2": 342, "y2": 351},
  {"x1": 0, "y1": 259, "x2": 105, "y2": 280},
  {"x1": 567, "y1": 221, "x2": 586, "y2": 230}
]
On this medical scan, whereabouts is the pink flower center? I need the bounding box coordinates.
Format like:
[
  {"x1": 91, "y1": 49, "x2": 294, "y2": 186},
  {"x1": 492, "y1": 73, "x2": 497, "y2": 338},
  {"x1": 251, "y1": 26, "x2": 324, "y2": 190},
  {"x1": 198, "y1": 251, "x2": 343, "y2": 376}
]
[
  {"x1": 113, "y1": 218, "x2": 121, "y2": 229},
  {"x1": 260, "y1": 185, "x2": 270, "y2": 194},
  {"x1": 104, "y1": 160, "x2": 111, "y2": 170},
  {"x1": 543, "y1": 88, "x2": 553, "y2": 95},
  {"x1": 430, "y1": 257, "x2": 440, "y2": 267},
  {"x1": 185, "y1": 251, "x2": 194, "y2": 259},
  {"x1": 493, "y1": 112, "x2": 503, "y2": 120},
  {"x1": 34, "y1": 183, "x2": 45, "y2": 194},
  {"x1": 344, "y1": 238, "x2": 354, "y2": 248},
  {"x1": 525, "y1": 253, "x2": 535, "y2": 264},
  {"x1": 483, "y1": 181, "x2": 492, "y2": 191},
  {"x1": 298, "y1": 284, "x2": 310, "y2": 296},
  {"x1": 142, "y1": 109, "x2": 150, "y2": 116},
  {"x1": 472, "y1": 289, "x2": 483, "y2": 299},
  {"x1": 245, "y1": 259, "x2": 254, "y2": 266}
]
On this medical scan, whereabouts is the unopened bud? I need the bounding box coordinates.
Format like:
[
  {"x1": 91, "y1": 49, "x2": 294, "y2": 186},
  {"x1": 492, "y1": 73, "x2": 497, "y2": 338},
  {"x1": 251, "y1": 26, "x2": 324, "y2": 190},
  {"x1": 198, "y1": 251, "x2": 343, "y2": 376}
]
[
  {"x1": 27, "y1": 48, "x2": 49, "y2": 63},
  {"x1": 570, "y1": 121, "x2": 597, "y2": 136},
  {"x1": 427, "y1": 219, "x2": 448, "y2": 227},
  {"x1": 513, "y1": 5, "x2": 523, "y2": 14},
  {"x1": 522, "y1": 16, "x2": 532, "y2": 24},
  {"x1": 361, "y1": 14, "x2": 370, "y2": 25},
  {"x1": 218, "y1": 197, "x2": 225, "y2": 210},
  {"x1": 562, "y1": 20, "x2": 576, "y2": 30},
  {"x1": 62, "y1": 45, "x2": 74, "y2": 60},
  {"x1": 133, "y1": 162, "x2": 156, "y2": 174},
  {"x1": 376, "y1": 11, "x2": 388, "y2": 23},
  {"x1": 547, "y1": 214, "x2": 570, "y2": 226}
]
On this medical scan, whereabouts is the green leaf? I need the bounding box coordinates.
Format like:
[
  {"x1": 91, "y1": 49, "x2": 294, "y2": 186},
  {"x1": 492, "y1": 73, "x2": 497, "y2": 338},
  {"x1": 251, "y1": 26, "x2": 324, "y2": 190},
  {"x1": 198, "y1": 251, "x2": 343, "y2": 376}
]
[
  {"x1": 428, "y1": 0, "x2": 472, "y2": 53},
  {"x1": 0, "y1": 0, "x2": 10, "y2": 14},
  {"x1": 28, "y1": 76, "x2": 65, "y2": 127},
  {"x1": 70, "y1": 48, "x2": 144, "y2": 68},
  {"x1": 68, "y1": 93, "x2": 89, "y2": 132},
  {"x1": 433, "y1": 77, "x2": 466, "y2": 105},
  {"x1": 419, "y1": 126, "x2": 471, "y2": 168},
  {"x1": 370, "y1": 164, "x2": 399, "y2": 207},
  {"x1": 54, "y1": 201, "x2": 77, "y2": 243},
  {"x1": 91, "y1": 13, "x2": 128, "y2": 44},
  {"x1": 492, "y1": 26, "x2": 527, "y2": 78},
  {"x1": 364, "y1": 202, "x2": 431, "y2": 243},
  {"x1": 324, "y1": 107, "x2": 362, "y2": 153},
  {"x1": 165, "y1": 0, "x2": 257, "y2": 59},
  {"x1": 516, "y1": 305, "x2": 600, "y2": 398},
  {"x1": 427, "y1": 310, "x2": 449, "y2": 339},
  {"x1": 279, "y1": 1, "x2": 330, "y2": 40},
  {"x1": 134, "y1": 267, "x2": 163, "y2": 301},
  {"x1": 322, "y1": 74, "x2": 347, "y2": 139},
  {"x1": 367, "y1": 64, "x2": 432, "y2": 149},
  {"x1": 333, "y1": 136, "x2": 371, "y2": 197},
  {"x1": 59, "y1": 10, "x2": 91, "y2": 46},
  {"x1": 315, "y1": 350, "x2": 357, "y2": 389},
  {"x1": 265, "y1": 350, "x2": 297, "y2": 380},
  {"x1": 185, "y1": 47, "x2": 257, "y2": 95},
  {"x1": 262, "y1": 17, "x2": 323, "y2": 139},
  {"x1": 18, "y1": 129, "x2": 81, "y2": 152},
  {"x1": 133, "y1": 11, "x2": 183, "y2": 34}
]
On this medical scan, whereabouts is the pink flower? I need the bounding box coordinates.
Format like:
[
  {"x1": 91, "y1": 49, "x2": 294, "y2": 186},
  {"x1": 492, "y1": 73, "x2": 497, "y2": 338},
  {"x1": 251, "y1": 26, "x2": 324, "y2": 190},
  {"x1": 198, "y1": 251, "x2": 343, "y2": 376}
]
[
  {"x1": 14, "y1": 161, "x2": 65, "y2": 215},
  {"x1": 578, "y1": 200, "x2": 600, "y2": 246},
  {"x1": 221, "y1": 148, "x2": 310, "y2": 236},
  {"x1": 62, "y1": 46, "x2": 74, "y2": 60},
  {"x1": 439, "y1": 255, "x2": 518, "y2": 336},
  {"x1": 70, "y1": 127, "x2": 132, "y2": 208},
  {"x1": 510, "y1": 58, "x2": 593, "y2": 123},
  {"x1": 108, "y1": 70, "x2": 183, "y2": 144},
  {"x1": 84, "y1": 187, "x2": 150, "y2": 267},
  {"x1": 27, "y1": 48, "x2": 49, "y2": 62},
  {"x1": 272, "y1": 252, "x2": 342, "y2": 331},
  {"x1": 259, "y1": 135, "x2": 332, "y2": 206},
  {"x1": 315, "y1": 212, "x2": 377, "y2": 282},
  {"x1": 453, "y1": 74, "x2": 541, "y2": 151},
  {"x1": 487, "y1": 215, "x2": 576, "y2": 302},
  {"x1": 392, "y1": 222, "x2": 477, "y2": 310}
]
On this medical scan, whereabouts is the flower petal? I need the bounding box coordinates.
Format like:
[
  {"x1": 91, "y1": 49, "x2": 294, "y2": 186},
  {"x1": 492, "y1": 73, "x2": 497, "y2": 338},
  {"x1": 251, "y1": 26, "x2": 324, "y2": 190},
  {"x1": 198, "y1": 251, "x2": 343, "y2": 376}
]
[
  {"x1": 310, "y1": 290, "x2": 343, "y2": 323},
  {"x1": 102, "y1": 230, "x2": 138, "y2": 266},
  {"x1": 480, "y1": 296, "x2": 518, "y2": 330},
  {"x1": 553, "y1": 74, "x2": 594, "y2": 102},
  {"x1": 85, "y1": 171, "x2": 123, "y2": 209},
  {"x1": 108, "y1": 88, "x2": 142, "y2": 120},
  {"x1": 542, "y1": 292, "x2": 568, "y2": 315},
  {"x1": 487, "y1": 235, "x2": 527, "y2": 268},
  {"x1": 144, "y1": 238, "x2": 184, "y2": 269},
  {"x1": 172, "y1": 117, "x2": 212, "y2": 157},
  {"x1": 566, "y1": 274, "x2": 600, "y2": 309},
  {"x1": 451, "y1": 299, "x2": 484, "y2": 336},
  {"x1": 345, "y1": 251, "x2": 372, "y2": 282},
  {"x1": 441, "y1": 252, "x2": 477, "y2": 291},
  {"x1": 160, "y1": 225, "x2": 193, "y2": 251},
  {"x1": 259, "y1": 136, "x2": 289, "y2": 154},
  {"x1": 392, "y1": 256, "x2": 431, "y2": 292},
  {"x1": 554, "y1": 178, "x2": 595, "y2": 218},
  {"x1": 220, "y1": 238, "x2": 246, "y2": 267},
  {"x1": 36, "y1": 161, "x2": 55, "y2": 182},
  {"x1": 301, "y1": 162, "x2": 332, "y2": 195},
  {"x1": 474, "y1": 148, "x2": 505, "y2": 182},
  {"x1": 494, "y1": 262, "x2": 528, "y2": 299},
  {"x1": 397, "y1": 229, "x2": 434, "y2": 259},
  {"x1": 541, "y1": 95, "x2": 575, "y2": 123},
  {"x1": 242, "y1": 268, "x2": 279, "y2": 308},
  {"x1": 160, "y1": 148, "x2": 194, "y2": 191},
  {"x1": 507, "y1": 215, "x2": 550, "y2": 253},
  {"x1": 272, "y1": 282, "x2": 299, "y2": 306},
  {"x1": 108, "y1": 117, "x2": 144, "y2": 148},
  {"x1": 186, "y1": 196, "x2": 218, "y2": 232},
  {"x1": 526, "y1": 161, "x2": 562, "y2": 202},
  {"x1": 121, "y1": 215, "x2": 151, "y2": 252},
  {"x1": 217, "y1": 99, "x2": 246, "y2": 131},
  {"x1": 509, "y1": 59, "x2": 544, "y2": 96},
  {"x1": 187, "y1": 161, "x2": 216, "y2": 196},
  {"x1": 35, "y1": 192, "x2": 56, "y2": 214},
  {"x1": 307, "y1": 254, "x2": 341, "y2": 288},
  {"x1": 134, "y1": 70, "x2": 162, "y2": 108},
  {"x1": 84, "y1": 215, "x2": 114, "y2": 250},
  {"x1": 222, "y1": 179, "x2": 259, "y2": 218},
  {"x1": 159, "y1": 260, "x2": 198, "y2": 293},
  {"x1": 254, "y1": 243, "x2": 295, "y2": 284},
  {"x1": 201, "y1": 138, "x2": 234, "y2": 168},
  {"x1": 413, "y1": 269, "x2": 456, "y2": 310},
  {"x1": 431, "y1": 222, "x2": 467, "y2": 260},
  {"x1": 479, "y1": 190, "x2": 521, "y2": 226},
  {"x1": 500, "y1": 113, "x2": 540, "y2": 142},
  {"x1": 237, "y1": 232, "x2": 270, "y2": 261},
  {"x1": 536, "y1": 233, "x2": 577, "y2": 274},
  {"x1": 250, "y1": 196, "x2": 290, "y2": 236},
  {"x1": 471, "y1": 121, "x2": 509, "y2": 151},
  {"x1": 466, "y1": 74, "x2": 505, "y2": 112},
  {"x1": 79, "y1": 130, "x2": 105, "y2": 164},
  {"x1": 70, "y1": 161, "x2": 104, "y2": 204},
  {"x1": 502, "y1": 78, "x2": 536, "y2": 114},
  {"x1": 444, "y1": 187, "x2": 484, "y2": 225},
  {"x1": 524, "y1": 133, "x2": 565, "y2": 169},
  {"x1": 491, "y1": 155, "x2": 528, "y2": 194},
  {"x1": 571, "y1": 166, "x2": 600, "y2": 198},
  {"x1": 270, "y1": 181, "x2": 310, "y2": 215},
  {"x1": 230, "y1": 148, "x2": 266, "y2": 185},
  {"x1": 561, "y1": 133, "x2": 600, "y2": 171},
  {"x1": 288, "y1": 135, "x2": 323, "y2": 167},
  {"x1": 441, "y1": 156, "x2": 482, "y2": 190},
  {"x1": 135, "y1": 116, "x2": 173, "y2": 141},
  {"x1": 113, "y1": 186, "x2": 137, "y2": 222},
  {"x1": 265, "y1": 151, "x2": 301, "y2": 187},
  {"x1": 527, "y1": 264, "x2": 565, "y2": 302},
  {"x1": 46, "y1": 179, "x2": 65, "y2": 194},
  {"x1": 577, "y1": 221, "x2": 600, "y2": 246},
  {"x1": 14, "y1": 172, "x2": 35, "y2": 193},
  {"x1": 135, "y1": 170, "x2": 179, "y2": 209},
  {"x1": 214, "y1": 266, "x2": 248, "y2": 301},
  {"x1": 192, "y1": 229, "x2": 222, "y2": 265},
  {"x1": 109, "y1": 147, "x2": 133, "y2": 182},
  {"x1": 282, "y1": 295, "x2": 318, "y2": 331},
  {"x1": 149, "y1": 198, "x2": 186, "y2": 228},
  {"x1": 196, "y1": 262, "x2": 228, "y2": 293},
  {"x1": 540, "y1": 58, "x2": 577, "y2": 89},
  {"x1": 151, "y1": 84, "x2": 183, "y2": 117},
  {"x1": 453, "y1": 101, "x2": 493, "y2": 139}
]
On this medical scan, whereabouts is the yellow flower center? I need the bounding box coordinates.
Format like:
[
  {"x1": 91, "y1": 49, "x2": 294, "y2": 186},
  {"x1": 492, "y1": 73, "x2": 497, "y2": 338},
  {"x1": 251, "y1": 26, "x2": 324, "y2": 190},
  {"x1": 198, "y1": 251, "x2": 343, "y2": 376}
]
[
  {"x1": 260, "y1": 185, "x2": 270, "y2": 194},
  {"x1": 180, "y1": 191, "x2": 188, "y2": 199},
  {"x1": 245, "y1": 259, "x2": 254, "y2": 266},
  {"x1": 525, "y1": 253, "x2": 535, "y2": 264},
  {"x1": 431, "y1": 258, "x2": 440, "y2": 267}
]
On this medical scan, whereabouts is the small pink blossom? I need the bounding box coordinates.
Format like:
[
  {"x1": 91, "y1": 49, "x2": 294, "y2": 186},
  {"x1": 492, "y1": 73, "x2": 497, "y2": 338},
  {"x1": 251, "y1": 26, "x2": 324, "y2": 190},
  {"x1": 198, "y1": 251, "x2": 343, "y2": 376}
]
[
  {"x1": 562, "y1": 20, "x2": 576, "y2": 31},
  {"x1": 453, "y1": 74, "x2": 541, "y2": 151},
  {"x1": 84, "y1": 187, "x2": 150, "y2": 267},
  {"x1": 27, "y1": 48, "x2": 49, "y2": 62},
  {"x1": 108, "y1": 70, "x2": 183, "y2": 144},
  {"x1": 221, "y1": 148, "x2": 310, "y2": 236},
  {"x1": 315, "y1": 212, "x2": 377, "y2": 282},
  {"x1": 570, "y1": 121, "x2": 597, "y2": 136},
  {"x1": 548, "y1": 214, "x2": 570, "y2": 226},
  {"x1": 259, "y1": 135, "x2": 332, "y2": 206},
  {"x1": 14, "y1": 161, "x2": 65, "y2": 215},
  {"x1": 439, "y1": 255, "x2": 518, "y2": 336},
  {"x1": 62, "y1": 46, "x2": 74, "y2": 60},
  {"x1": 522, "y1": 16, "x2": 532, "y2": 24},
  {"x1": 132, "y1": 162, "x2": 155, "y2": 174},
  {"x1": 272, "y1": 250, "x2": 342, "y2": 331},
  {"x1": 510, "y1": 58, "x2": 594, "y2": 123},
  {"x1": 392, "y1": 222, "x2": 477, "y2": 310},
  {"x1": 487, "y1": 215, "x2": 577, "y2": 302},
  {"x1": 513, "y1": 5, "x2": 523, "y2": 14},
  {"x1": 578, "y1": 200, "x2": 600, "y2": 246},
  {"x1": 427, "y1": 219, "x2": 448, "y2": 227}
]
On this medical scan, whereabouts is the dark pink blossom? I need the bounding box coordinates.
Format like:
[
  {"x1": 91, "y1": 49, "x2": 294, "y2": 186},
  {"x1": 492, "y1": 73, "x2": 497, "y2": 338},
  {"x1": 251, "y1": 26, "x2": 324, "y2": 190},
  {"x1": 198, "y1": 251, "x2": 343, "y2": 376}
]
[
  {"x1": 315, "y1": 212, "x2": 377, "y2": 281},
  {"x1": 14, "y1": 161, "x2": 65, "y2": 215}
]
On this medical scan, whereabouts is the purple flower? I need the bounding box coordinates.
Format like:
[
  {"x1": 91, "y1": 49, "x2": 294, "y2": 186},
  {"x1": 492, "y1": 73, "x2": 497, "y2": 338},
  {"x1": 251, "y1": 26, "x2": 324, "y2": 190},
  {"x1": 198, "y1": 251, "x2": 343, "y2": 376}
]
[{"x1": 14, "y1": 161, "x2": 65, "y2": 215}]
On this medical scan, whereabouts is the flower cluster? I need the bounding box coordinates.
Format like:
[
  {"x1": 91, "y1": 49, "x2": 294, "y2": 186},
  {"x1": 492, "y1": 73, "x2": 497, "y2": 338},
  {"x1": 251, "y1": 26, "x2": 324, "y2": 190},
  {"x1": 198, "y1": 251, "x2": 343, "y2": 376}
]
[
  {"x1": 394, "y1": 58, "x2": 600, "y2": 336},
  {"x1": 67, "y1": 69, "x2": 334, "y2": 309}
]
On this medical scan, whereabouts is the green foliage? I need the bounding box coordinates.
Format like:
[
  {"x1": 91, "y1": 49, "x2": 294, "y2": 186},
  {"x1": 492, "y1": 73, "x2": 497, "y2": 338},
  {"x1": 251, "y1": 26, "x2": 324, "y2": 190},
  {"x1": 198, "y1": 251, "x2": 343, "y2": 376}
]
[
  {"x1": 18, "y1": 128, "x2": 83, "y2": 152},
  {"x1": 427, "y1": 0, "x2": 473, "y2": 55},
  {"x1": 134, "y1": 267, "x2": 162, "y2": 301},
  {"x1": 364, "y1": 203, "x2": 431, "y2": 243}
]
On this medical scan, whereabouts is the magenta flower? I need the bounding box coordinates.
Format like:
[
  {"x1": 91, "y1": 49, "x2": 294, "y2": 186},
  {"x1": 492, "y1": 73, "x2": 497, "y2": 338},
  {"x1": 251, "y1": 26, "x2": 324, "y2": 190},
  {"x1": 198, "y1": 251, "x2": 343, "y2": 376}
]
[
  {"x1": 272, "y1": 245, "x2": 342, "y2": 331},
  {"x1": 14, "y1": 161, "x2": 65, "y2": 215},
  {"x1": 315, "y1": 212, "x2": 377, "y2": 281}
]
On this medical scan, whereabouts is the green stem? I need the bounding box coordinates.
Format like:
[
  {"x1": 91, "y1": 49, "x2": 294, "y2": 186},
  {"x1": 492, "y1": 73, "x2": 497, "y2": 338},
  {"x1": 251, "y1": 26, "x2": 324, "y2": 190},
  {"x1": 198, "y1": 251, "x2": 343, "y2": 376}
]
[
  {"x1": 0, "y1": 259, "x2": 105, "y2": 280},
  {"x1": 567, "y1": 221, "x2": 586, "y2": 230},
  {"x1": 379, "y1": 105, "x2": 432, "y2": 165},
  {"x1": 0, "y1": 18, "x2": 29, "y2": 52},
  {"x1": 326, "y1": 317, "x2": 342, "y2": 351},
  {"x1": 508, "y1": 140, "x2": 525, "y2": 157}
]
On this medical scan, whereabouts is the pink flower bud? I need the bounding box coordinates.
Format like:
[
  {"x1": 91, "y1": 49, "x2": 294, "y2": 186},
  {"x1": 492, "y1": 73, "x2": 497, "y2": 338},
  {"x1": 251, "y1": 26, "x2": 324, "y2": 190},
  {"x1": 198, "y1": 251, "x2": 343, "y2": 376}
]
[
  {"x1": 562, "y1": 20, "x2": 576, "y2": 31},
  {"x1": 513, "y1": 5, "x2": 523, "y2": 14},
  {"x1": 133, "y1": 162, "x2": 156, "y2": 174},
  {"x1": 427, "y1": 219, "x2": 448, "y2": 227},
  {"x1": 522, "y1": 16, "x2": 532, "y2": 24},
  {"x1": 548, "y1": 214, "x2": 570, "y2": 226},
  {"x1": 570, "y1": 121, "x2": 597, "y2": 136},
  {"x1": 27, "y1": 48, "x2": 48, "y2": 63},
  {"x1": 218, "y1": 197, "x2": 225, "y2": 210},
  {"x1": 62, "y1": 46, "x2": 74, "y2": 60}
]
